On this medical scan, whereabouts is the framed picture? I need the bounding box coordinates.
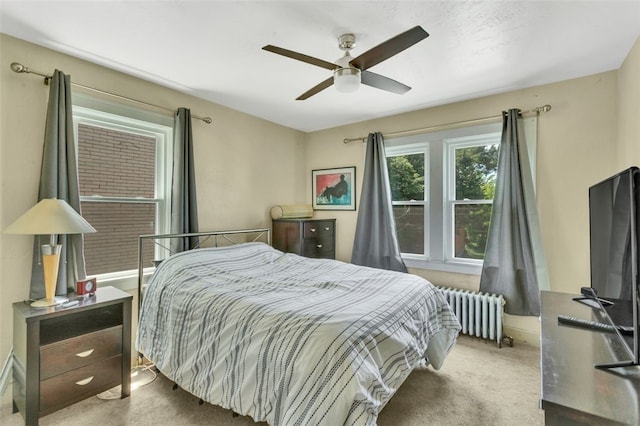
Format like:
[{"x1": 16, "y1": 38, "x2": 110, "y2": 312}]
[{"x1": 312, "y1": 167, "x2": 356, "y2": 210}]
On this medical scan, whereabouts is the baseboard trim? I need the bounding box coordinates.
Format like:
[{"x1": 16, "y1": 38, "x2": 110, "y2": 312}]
[
  {"x1": 0, "y1": 348, "x2": 13, "y2": 397},
  {"x1": 504, "y1": 326, "x2": 540, "y2": 347}
]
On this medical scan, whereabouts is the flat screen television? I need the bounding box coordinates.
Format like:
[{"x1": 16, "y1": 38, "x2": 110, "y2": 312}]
[{"x1": 589, "y1": 166, "x2": 640, "y2": 368}]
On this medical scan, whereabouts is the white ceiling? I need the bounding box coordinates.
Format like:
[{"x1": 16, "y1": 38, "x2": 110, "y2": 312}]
[{"x1": 1, "y1": 1, "x2": 639, "y2": 132}]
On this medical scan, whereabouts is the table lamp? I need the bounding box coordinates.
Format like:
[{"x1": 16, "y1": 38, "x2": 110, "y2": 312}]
[{"x1": 5, "y1": 198, "x2": 96, "y2": 307}]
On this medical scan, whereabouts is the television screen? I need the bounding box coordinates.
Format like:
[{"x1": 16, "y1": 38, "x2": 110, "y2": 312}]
[{"x1": 589, "y1": 167, "x2": 639, "y2": 364}]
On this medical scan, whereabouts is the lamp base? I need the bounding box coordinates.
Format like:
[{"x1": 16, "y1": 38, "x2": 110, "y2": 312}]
[{"x1": 31, "y1": 296, "x2": 68, "y2": 308}]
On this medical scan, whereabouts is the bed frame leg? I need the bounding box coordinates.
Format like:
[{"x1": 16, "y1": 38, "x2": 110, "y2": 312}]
[
  {"x1": 172, "y1": 383, "x2": 178, "y2": 390},
  {"x1": 199, "y1": 399, "x2": 204, "y2": 405},
  {"x1": 232, "y1": 412, "x2": 239, "y2": 417}
]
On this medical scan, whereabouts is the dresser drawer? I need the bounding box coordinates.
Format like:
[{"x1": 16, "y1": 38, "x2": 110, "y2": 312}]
[
  {"x1": 273, "y1": 218, "x2": 336, "y2": 260},
  {"x1": 40, "y1": 326, "x2": 122, "y2": 380},
  {"x1": 302, "y1": 240, "x2": 335, "y2": 258},
  {"x1": 303, "y1": 221, "x2": 334, "y2": 238},
  {"x1": 40, "y1": 355, "x2": 122, "y2": 414}
]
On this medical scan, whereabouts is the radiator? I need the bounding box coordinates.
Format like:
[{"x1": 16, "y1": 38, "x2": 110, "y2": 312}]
[{"x1": 436, "y1": 286, "x2": 513, "y2": 348}]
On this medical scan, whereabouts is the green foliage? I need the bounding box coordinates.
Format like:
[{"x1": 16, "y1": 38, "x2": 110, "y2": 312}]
[
  {"x1": 454, "y1": 144, "x2": 499, "y2": 259},
  {"x1": 387, "y1": 155, "x2": 424, "y2": 201},
  {"x1": 455, "y1": 145, "x2": 499, "y2": 200},
  {"x1": 455, "y1": 204, "x2": 493, "y2": 259}
]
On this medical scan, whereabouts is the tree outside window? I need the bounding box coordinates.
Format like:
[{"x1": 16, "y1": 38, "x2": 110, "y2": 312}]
[
  {"x1": 387, "y1": 153, "x2": 425, "y2": 255},
  {"x1": 452, "y1": 144, "x2": 499, "y2": 260}
]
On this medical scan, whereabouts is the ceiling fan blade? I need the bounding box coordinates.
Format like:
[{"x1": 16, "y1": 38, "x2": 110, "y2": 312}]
[
  {"x1": 361, "y1": 71, "x2": 411, "y2": 94},
  {"x1": 296, "y1": 77, "x2": 334, "y2": 100},
  {"x1": 349, "y1": 26, "x2": 429, "y2": 71},
  {"x1": 262, "y1": 45, "x2": 337, "y2": 71}
]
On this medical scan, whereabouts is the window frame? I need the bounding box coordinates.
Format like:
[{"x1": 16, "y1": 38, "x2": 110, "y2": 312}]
[
  {"x1": 72, "y1": 95, "x2": 173, "y2": 283},
  {"x1": 387, "y1": 142, "x2": 429, "y2": 258},
  {"x1": 444, "y1": 133, "x2": 501, "y2": 265},
  {"x1": 385, "y1": 122, "x2": 503, "y2": 275}
]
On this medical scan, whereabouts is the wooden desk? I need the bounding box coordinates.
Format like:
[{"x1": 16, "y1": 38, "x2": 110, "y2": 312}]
[{"x1": 540, "y1": 291, "x2": 640, "y2": 425}]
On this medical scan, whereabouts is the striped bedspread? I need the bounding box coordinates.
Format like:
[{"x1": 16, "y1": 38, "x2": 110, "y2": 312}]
[{"x1": 136, "y1": 242, "x2": 460, "y2": 425}]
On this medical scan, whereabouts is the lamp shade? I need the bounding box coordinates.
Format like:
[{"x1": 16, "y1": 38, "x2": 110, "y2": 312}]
[{"x1": 5, "y1": 198, "x2": 96, "y2": 235}]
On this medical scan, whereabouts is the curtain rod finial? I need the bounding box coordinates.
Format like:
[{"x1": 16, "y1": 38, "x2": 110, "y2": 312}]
[{"x1": 10, "y1": 62, "x2": 26, "y2": 73}]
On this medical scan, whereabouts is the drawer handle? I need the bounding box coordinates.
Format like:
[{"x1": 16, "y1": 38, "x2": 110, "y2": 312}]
[
  {"x1": 75, "y1": 376, "x2": 94, "y2": 386},
  {"x1": 309, "y1": 228, "x2": 317, "y2": 232},
  {"x1": 324, "y1": 227, "x2": 330, "y2": 231},
  {"x1": 75, "y1": 349, "x2": 95, "y2": 358},
  {"x1": 316, "y1": 244, "x2": 323, "y2": 248}
]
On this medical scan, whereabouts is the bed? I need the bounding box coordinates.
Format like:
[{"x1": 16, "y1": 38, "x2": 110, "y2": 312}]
[{"x1": 135, "y1": 231, "x2": 460, "y2": 426}]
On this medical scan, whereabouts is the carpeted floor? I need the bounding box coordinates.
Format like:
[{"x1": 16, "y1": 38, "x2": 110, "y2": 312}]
[{"x1": 0, "y1": 336, "x2": 543, "y2": 425}]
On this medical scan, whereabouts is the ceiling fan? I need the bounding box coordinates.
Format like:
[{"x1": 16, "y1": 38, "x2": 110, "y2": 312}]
[{"x1": 262, "y1": 26, "x2": 429, "y2": 100}]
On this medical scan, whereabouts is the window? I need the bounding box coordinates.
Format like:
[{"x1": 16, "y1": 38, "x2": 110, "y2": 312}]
[
  {"x1": 447, "y1": 136, "x2": 499, "y2": 261},
  {"x1": 73, "y1": 95, "x2": 173, "y2": 278},
  {"x1": 386, "y1": 119, "x2": 537, "y2": 274},
  {"x1": 386, "y1": 122, "x2": 502, "y2": 274},
  {"x1": 387, "y1": 146, "x2": 428, "y2": 256}
]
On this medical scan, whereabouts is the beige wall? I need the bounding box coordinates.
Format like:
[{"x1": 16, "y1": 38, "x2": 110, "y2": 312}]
[
  {"x1": 618, "y1": 36, "x2": 640, "y2": 168},
  {"x1": 306, "y1": 67, "x2": 627, "y2": 344},
  {"x1": 0, "y1": 34, "x2": 307, "y2": 374}
]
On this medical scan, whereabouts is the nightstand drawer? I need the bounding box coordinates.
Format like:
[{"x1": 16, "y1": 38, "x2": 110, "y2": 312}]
[
  {"x1": 303, "y1": 221, "x2": 334, "y2": 238},
  {"x1": 40, "y1": 326, "x2": 123, "y2": 380},
  {"x1": 40, "y1": 355, "x2": 122, "y2": 414}
]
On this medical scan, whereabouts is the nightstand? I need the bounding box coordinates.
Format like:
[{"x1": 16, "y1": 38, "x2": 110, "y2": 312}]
[
  {"x1": 272, "y1": 218, "x2": 336, "y2": 259},
  {"x1": 12, "y1": 286, "x2": 132, "y2": 425}
]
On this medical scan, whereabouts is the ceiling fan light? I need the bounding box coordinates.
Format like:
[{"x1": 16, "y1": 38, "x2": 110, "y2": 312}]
[{"x1": 334, "y1": 67, "x2": 361, "y2": 93}]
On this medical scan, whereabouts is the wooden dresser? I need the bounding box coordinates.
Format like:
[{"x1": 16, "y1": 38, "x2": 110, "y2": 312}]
[
  {"x1": 272, "y1": 218, "x2": 336, "y2": 259},
  {"x1": 12, "y1": 286, "x2": 132, "y2": 425}
]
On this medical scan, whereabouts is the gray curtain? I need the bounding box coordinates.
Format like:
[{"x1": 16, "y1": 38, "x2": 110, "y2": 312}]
[
  {"x1": 352, "y1": 132, "x2": 407, "y2": 272},
  {"x1": 479, "y1": 109, "x2": 549, "y2": 316},
  {"x1": 30, "y1": 69, "x2": 87, "y2": 299},
  {"x1": 170, "y1": 107, "x2": 199, "y2": 253}
]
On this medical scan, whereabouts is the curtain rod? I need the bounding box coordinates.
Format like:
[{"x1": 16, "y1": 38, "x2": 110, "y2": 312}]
[
  {"x1": 343, "y1": 104, "x2": 551, "y2": 144},
  {"x1": 10, "y1": 62, "x2": 213, "y2": 124}
]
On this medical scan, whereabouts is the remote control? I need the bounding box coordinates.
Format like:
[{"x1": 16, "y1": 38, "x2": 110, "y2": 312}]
[{"x1": 557, "y1": 314, "x2": 633, "y2": 335}]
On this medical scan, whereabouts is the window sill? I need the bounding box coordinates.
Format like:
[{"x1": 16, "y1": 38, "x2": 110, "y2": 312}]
[
  {"x1": 96, "y1": 274, "x2": 138, "y2": 292},
  {"x1": 403, "y1": 257, "x2": 482, "y2": 275},
  {"x1": 94, "y1": 269, "x2": 154, "y2": 292}
]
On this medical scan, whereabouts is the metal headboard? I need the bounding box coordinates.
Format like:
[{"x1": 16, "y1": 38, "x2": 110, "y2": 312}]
[
  {"x1": 136, "y1": 228, "x2": 271, "y2": 318},
  {"x1": 135, "y1": 228, "x2": 270, "y2": 365}
]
